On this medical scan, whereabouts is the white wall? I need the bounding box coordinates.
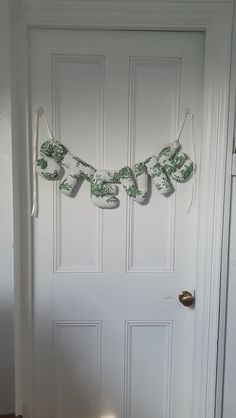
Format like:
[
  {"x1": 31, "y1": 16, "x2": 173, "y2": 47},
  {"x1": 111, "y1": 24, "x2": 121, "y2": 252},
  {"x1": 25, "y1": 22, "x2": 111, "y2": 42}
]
[{"x1": 0, "y1": 0, "x2": 15, "y2": 414}]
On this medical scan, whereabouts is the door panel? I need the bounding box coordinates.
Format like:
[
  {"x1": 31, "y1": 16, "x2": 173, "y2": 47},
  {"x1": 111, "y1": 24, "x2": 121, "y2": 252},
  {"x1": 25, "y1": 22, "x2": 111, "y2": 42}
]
[
  {"x1": 54, "y1": 321, "x2": 102, "y2": 418},
  {"x1": 30, "y1": 29, "x2": 204, "y2": 418},
  {"x1": 125, "y1": 321, "x2": 173, "y2": 418},
  {"x1": 127, "y1": 57, "x2": 179, "y2": 273}
]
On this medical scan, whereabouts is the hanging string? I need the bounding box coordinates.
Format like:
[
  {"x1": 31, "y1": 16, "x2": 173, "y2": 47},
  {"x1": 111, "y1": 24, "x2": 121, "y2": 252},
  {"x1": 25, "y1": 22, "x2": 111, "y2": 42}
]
[
  {"x1": 177, "y1": 109, "x2": 189, "y2": 142},
  {"x1": 186, "y1": 111, "x2": 196, "y2": 213},
  {"x1": 176, "y1": 108, "x2": 196, "y2": 213},
  {"x1": 38, "y1": 106, "x2": 56, "y2": 141},
  {"x1": 31, "y1": 107, "x2": 57, "y2": 217},
  {"x1": 31, "y1": 109, "x2": 40, "y2": 217}
]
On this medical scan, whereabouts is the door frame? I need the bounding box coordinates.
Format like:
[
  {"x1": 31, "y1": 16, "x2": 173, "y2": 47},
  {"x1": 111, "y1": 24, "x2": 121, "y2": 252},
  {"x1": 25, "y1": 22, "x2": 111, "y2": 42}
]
[
  {"x1": 215, "y1": 3, "x2": 236, "y2": 417},
  {"x1": 12, "y1": 1, "x2": 234, "y2": 417}
]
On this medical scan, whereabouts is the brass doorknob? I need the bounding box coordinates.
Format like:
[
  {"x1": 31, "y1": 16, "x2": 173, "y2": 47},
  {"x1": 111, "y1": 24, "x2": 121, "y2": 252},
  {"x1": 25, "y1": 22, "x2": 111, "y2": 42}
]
[{"x1": 179, "y1": 290, "x2": 195, "y2": 307}]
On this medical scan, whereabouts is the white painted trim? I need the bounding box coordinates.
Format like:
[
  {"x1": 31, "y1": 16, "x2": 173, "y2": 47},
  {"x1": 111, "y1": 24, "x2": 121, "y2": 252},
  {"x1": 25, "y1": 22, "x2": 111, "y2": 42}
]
[
  {"x1": 0, "y1": 1, "x2": 15, "y2": 415},
  {"x1": 215, "y1": 1, "x2": 236, "y2": 417},
  {"x1": 12, "y1": 12, "x2": 34, "y2": 418},
  {"x1": 12, "y1": 2, "x2": 234, "y2": 417},
  {"x1": 15, "y1": 0, "x2": 229, "y2": 29},
  {"x1": 191, "y1": 10, "x2": 233, "y2": 416},
  {"x1": 11, "y1": 14, "x2": 23, "y2": 418}
]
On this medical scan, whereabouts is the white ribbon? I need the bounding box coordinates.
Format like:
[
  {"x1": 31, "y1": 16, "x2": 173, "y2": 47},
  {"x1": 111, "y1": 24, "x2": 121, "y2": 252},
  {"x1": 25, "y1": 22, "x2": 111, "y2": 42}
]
[
  {"x1": 186, "y1": 111, "x2": 196, "y2": 213},
  {"x1": 31, "y1": 109, "x2": 39, "y2": 217},
  {"x1": 176, "y1": 108, "x2": 196, "y2": 213},
  {"x1": 31, "y1": 107, "x2": 56, "y2": 217},
  {"x1": 38, "y1": 106, "x2": 55, "y2": 141}
]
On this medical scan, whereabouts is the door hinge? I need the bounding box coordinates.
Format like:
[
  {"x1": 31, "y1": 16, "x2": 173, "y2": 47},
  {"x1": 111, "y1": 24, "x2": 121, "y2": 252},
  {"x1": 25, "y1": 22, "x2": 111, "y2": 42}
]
[
  {"x1": 232, "y1": 136, "x2": 236, "y2": 176},
  {"x1": 231, "y1": 136, "x2": 236, "y2": 176},
  {"x1": 232, "y1": 153, "x2": 236, "y2": 176}
]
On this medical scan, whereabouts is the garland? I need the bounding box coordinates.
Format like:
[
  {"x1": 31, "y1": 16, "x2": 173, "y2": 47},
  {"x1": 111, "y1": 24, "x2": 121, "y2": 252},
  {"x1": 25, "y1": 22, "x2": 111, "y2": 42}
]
[{"x1": 32, "y1": 108, "x2": 195, "y2": 212}]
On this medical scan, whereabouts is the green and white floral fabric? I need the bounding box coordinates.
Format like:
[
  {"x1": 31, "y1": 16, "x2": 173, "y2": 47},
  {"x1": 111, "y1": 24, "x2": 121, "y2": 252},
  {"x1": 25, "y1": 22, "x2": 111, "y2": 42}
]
[{"x1": 36, "y1": 139, "x2": 194, "y2": 208}]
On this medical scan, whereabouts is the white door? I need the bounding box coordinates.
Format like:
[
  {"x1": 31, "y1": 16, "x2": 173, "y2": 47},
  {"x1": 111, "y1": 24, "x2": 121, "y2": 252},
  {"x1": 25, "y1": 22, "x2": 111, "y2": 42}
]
[{"x1": 30, "y1": 29, "x2": 204, "y2": 418}]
